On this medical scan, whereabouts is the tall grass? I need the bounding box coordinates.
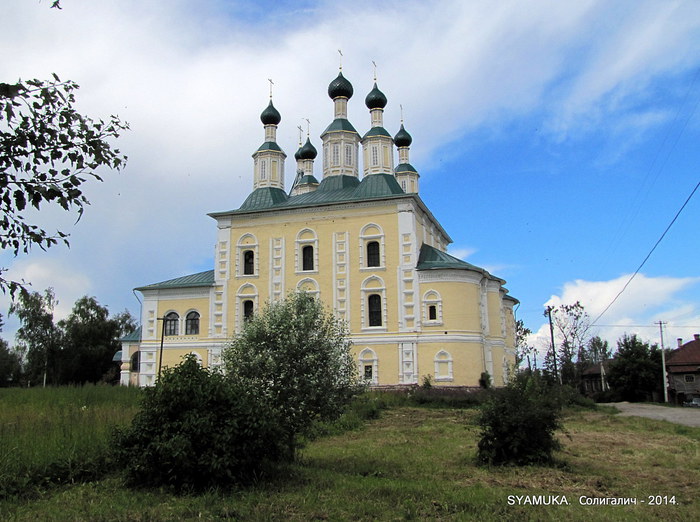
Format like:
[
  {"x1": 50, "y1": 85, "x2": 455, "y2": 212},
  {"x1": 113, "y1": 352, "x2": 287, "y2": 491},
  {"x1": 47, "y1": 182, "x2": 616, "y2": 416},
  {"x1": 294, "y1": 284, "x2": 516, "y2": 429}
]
[{"x1": 0, "y1": 385, "x2": 141, "y2": 498}]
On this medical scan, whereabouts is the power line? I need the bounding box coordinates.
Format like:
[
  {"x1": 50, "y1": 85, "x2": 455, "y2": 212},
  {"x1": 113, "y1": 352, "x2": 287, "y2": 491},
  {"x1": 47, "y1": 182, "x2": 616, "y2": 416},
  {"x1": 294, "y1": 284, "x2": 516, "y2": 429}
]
[{"x1": 591, "y1": 179, "x2": 700, "y2": 326}]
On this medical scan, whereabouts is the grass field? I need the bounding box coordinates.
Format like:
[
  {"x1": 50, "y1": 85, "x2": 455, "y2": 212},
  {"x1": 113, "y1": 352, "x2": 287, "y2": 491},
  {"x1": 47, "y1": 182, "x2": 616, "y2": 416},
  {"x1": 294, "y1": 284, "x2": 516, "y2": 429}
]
[{"x1": 1, "y1": 396, "x2": 698, "y2": 521}]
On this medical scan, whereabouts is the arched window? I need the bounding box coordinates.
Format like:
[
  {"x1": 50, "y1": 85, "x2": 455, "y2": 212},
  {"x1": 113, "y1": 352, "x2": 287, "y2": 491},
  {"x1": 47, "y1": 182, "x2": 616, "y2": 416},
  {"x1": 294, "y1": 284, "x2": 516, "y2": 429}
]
[
  {"x1": 164, "y1": 312, "x2": 179, "y2": 336},
  {"x1": 243, "y1": 300, "x2": 254, "y2": 320},
  {"x1": 368, "y1": 294, "x2": 382, "y2": 327},
  {"x1": 434, "y1": 350, "x2": 453, "y2": 381},
  {"x1": 243, "y1": 250, "x2": 254, "y2": 275},
  {"x1": 366, "y1": 241, "x2": 380, "y2": 267},
  {"x1": 130, "y1": 351, "x2": 140, "y2": 373},
  {"x1": 359, "y1": 348, "x2": 378, "y2": 385},
  {"x1": 423, "y1": 290, "x2": 443, "y2": 325},
  {"x1": 360, "y1": 223, "x2": 384, "y2": 270},
  {"x1": 302, "y1": 245, "x2": 314, "y2": 271},
  {"x1": 185, "y1": 311, "x2": 200, "y2": 335}
]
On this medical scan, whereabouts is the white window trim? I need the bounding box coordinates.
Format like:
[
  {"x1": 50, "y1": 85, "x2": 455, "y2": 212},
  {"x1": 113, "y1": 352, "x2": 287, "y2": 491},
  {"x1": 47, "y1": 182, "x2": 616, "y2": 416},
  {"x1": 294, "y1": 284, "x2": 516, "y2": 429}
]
[
  {"x1": 295, "y1": 228, "x2": 319, "y2": 275},
  {"x1": 359, "y1": 348, "x2": 378, "y2": 385},
  {"x1": 237, "y1": 234, "x2": 259, "y2": 277},
  {"x1": 361, "y1": 275, "x2": 387, "y2": 332},
  {"x1": 296, "y1": 277, "x2": 320, "y2": 299},
  {"x1": 236, "y1": 283, "x2": 258, "y2": 333},
  {"x1": 359, "y1": 223, "x2": 386, "y2": 271},
  {"x1": 422, "y1": 290, "x2": 443, "y2": 326},
  {"x1": 434, "y1": 350, "x2": 454, "y2": 382}
]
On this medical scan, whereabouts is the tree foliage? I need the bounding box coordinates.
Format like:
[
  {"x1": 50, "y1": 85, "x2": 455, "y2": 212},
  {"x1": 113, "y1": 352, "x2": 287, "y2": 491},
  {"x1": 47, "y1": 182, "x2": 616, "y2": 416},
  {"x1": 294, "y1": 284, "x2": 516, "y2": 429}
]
[
  {"x1": 476, "y1": 374, "x2": 564, "y2": 466},
  {"x1": 0, "y1": 75, "x2": 128, "y2": 296},
  {"x1": 113, "y1": 355, "x2": 284, "y2": 492},
  {"x1": 224, "y1": 291, "x2": 362, "y2": 458},
  {"x1": 607, "y1": 334, "x2": 662, "y2": 402},
  {"x1": 58, "y1": 296, "x2": 136, "y2": 384},
  {"x1": 0, "y1": 314, "x2": 22, "y2": 386},
  {"x1": 8, "y1": 290, "x2": 136, "y2": 386},
  {"x1": 8, "y1": 288, "x2": 61, "y2": 386}
]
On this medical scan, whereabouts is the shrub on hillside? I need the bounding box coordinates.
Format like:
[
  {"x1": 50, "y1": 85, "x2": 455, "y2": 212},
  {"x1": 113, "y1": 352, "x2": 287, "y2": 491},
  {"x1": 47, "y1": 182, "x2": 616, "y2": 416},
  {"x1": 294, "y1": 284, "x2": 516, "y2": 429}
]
[
  {"x1": 113, "y1": 355, "x2": 283, "y2": 492},
  {"x1": 476, "y1": 374, "x2": 563, "y2": 466}
]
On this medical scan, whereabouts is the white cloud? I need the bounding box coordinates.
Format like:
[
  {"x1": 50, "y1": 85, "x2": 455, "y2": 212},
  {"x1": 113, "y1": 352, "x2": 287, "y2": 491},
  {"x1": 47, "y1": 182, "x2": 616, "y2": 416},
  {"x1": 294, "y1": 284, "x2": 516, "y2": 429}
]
[
  {"x1": 2, "y1": 0, "x2": 699, "y2": 348},
  {"x1": 527, "y1": 273, "x2": 700, "y2": 357}
]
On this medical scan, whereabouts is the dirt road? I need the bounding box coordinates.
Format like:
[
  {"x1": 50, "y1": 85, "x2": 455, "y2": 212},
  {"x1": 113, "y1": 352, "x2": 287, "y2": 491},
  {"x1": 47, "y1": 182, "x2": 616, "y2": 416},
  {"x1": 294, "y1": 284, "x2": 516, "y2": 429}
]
[{"x1": 610, "y1": 402, "x2": 700, "y2": 428}]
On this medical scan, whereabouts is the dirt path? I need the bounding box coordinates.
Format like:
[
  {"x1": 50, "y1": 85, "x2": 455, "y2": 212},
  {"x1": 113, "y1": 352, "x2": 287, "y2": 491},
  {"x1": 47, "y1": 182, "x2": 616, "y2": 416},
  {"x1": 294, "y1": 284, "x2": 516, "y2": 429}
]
[{"x1": 610, "y1": 402, "x2": 700, "y2": 427}]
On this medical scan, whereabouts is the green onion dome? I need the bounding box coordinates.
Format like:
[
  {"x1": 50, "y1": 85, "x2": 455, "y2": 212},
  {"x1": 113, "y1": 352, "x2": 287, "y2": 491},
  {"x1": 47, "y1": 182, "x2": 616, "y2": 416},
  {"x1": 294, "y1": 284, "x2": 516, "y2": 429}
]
[
  {"x1": 328, "y1": 71, "x2": 353, "y2": 99},
  {"x1": 394, "y1": 124, "x2": 412, "y2": 147},
  {"x1": 299, "y1": 137, "x2": 317, "y2": 160},
  {"x1": 260, "y1": 100, "x2": 281, "y2": 125},
  {"x1": 365, "y1": 82, "x2": 387, "y2": 109}
]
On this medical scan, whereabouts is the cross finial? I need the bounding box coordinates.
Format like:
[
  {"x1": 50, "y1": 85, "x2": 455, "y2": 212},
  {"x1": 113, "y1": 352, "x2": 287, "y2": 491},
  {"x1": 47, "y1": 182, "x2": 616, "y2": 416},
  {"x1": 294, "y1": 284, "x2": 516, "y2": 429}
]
[
  {"x1": 400, "y1": 104, "x2": 404, "y2": 124},
  {"x1": 268, "y1": 78, "x2": 274, "y2": 99},
  {"x1": 304, "y1": 118, "x2": 310, "y2": 136},
  {"x1": 338, "y1": 49, "x2": 343, "y2": 70},
  {"x1": 297, "y1": 124, "x2": 303, "y2": 145},
  {"x1": 372, "y1": 60, "x2": 377, "y2": 82}
]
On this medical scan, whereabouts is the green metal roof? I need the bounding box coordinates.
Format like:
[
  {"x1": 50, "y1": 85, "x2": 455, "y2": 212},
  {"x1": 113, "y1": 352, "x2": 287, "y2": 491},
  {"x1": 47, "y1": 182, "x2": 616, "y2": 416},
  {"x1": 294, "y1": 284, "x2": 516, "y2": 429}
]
[
  {"x1": 352, "y1": 173, "x2": 404, "y2": 198},
  {"x1": 255, "y1": 141, "x2": 284, "y2": 153},
  {"x1": 120, "y1": 327, "x2": 142, "y2": 342},
  {"x1": 417, "y1": 244, "x2": 485, "y2": 272},
  {"x1": 322, "y1": 118, "x2": 358, "y2": 135},
  {"x1": 395, "y1": 162, "x2": 419, "y2": 175},
  {"x1": 135, "y1": 270, "x2": 215, "y2": 291},
  {"x1": 297, "y1": 174, "x2": 319, "y2": 185},
  {"x1": 362, "y1": 126, "x2": 392, "y2": 140},
  {"x1": 239, "y1": 187, "x2": 289, "y2": 210}
]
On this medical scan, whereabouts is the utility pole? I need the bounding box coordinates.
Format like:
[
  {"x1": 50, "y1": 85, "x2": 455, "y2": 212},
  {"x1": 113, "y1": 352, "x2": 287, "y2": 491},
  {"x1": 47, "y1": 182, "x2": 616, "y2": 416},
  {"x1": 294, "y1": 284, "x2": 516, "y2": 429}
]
[
  {"x1": 545, "y1": 306, "x2": 560, "y2": 384},
  {"x1": 657, "y1": 321, "x2": 668, "y2": 403}
]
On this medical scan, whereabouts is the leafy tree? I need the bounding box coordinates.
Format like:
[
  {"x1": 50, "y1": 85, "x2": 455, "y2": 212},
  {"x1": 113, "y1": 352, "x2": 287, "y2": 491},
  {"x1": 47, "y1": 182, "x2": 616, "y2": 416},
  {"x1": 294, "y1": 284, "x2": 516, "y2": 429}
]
[
  {"x1": 113, "y1": 355, "x2": 284, "y2": 492},
  {"x1": 0, "y1": 314, "x2": 22, "y2": 386},
  {"x1": 224, "y1": 291, "x2": 362, "y2": 459},
  {"x1": 550, "y1": 302, "x2": 592, "y2": 387},
  {"x1": 607, "y1": 334, "x2": 662, "y2": 402},
  {"x1": 58, "y1": 296, "x2": 136, "y2": 384},
  {"x1": 587, "y1": 335, "x2": 611, "y2": 364},
  {"x1": 9, "y1": 288, "x2": 61, "y2": 386},
  {"x1": 514, "y1": 319, "x2": 533, "y2": 370},
  {"x1": 0, "y1": 75, "x2": 128, "y2": 296}
]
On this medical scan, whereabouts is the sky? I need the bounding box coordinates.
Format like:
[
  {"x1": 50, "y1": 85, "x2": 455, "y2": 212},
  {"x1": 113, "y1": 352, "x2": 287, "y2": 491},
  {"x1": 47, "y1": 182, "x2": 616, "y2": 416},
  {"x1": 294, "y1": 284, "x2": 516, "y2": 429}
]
[{"x1": 2, "y1": 0, "x2": 700, "y2": 359}]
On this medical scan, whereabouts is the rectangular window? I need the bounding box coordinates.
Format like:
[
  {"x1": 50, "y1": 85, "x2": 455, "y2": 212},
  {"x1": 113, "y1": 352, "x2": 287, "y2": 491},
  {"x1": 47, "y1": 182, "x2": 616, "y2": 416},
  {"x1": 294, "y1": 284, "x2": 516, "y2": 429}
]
[
  {"x1": 366, "y1": 241, "x2": 380, "y2": 267},
  {"x1": 345, "y1": 144, "x2": 353, "y2": 166},
  {"x1": 368, "y1": 294, "x2": 382, "y2": 326},
  {"x1": 371, "y1": 145, "x2": 378, "y2": 166},
  {"x1": 332, "y1": 144, "x2": 340, "y2": 166},
  {"x1": 364, "y1": 364, "x2": 373, "y2": 380},
  {"x1": 685, "y1": 374, "x2": 695, "y2": 383},
  {"x1": 428, "y1": 305, "x2": 437, "y2": 321},
  {"x1": 243, "y1": 250, "x2": 255, "y2": 275},
  {"x1": 302, "y1": 245, "x2": 314, "y2": 271}
]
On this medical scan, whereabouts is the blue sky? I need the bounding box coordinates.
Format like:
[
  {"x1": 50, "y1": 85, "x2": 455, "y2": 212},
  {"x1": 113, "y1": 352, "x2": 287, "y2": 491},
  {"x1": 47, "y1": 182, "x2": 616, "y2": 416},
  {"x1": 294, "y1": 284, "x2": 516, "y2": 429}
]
[{"x1": 2, "y1": 0, "x2": 700, "y2": 355}]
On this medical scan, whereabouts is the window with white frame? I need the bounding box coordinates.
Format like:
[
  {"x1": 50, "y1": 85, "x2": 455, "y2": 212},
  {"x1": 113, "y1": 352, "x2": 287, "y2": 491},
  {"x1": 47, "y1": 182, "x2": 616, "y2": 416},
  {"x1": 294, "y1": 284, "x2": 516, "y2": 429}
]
[
  {"x1": 359, "y1": 348, "x2": 378, "y2": 385},
  {"x1": 685, "y1": 374, "x2": 696, "y2": 383},
  {"x1": 237, "y1": 234, "x2": 258, "y2": 277},
  {"x1": 296, "y1": 278, "x2": 320, "y2": 298},
  {"x1": 296, "y1": 228, "x2": 318, "y2": 274},
  {"x1": 237, "y1": 283, "x2": 258, "y2": 330},
  {"x1": 164, "y1": 312, "x2": 179, "y2": 336},
  {"x1": 422, "y1": 290, "x2": 443, "y2": 325},
  {"x1": 434, "y1": 350, "x2": 453, "y2": 381},
  {"x1": 359, "y1": 223, "x2": 385, "y2": 269},
  {"x1": 185, "y1": 311, "x2": 200, "y2": 335},
  {"x1": 345, "y1": 144, "x2": 353, "y2": 166},
  {"x1": 361, "y1": 275, "x2": 386, "y2": 330}
]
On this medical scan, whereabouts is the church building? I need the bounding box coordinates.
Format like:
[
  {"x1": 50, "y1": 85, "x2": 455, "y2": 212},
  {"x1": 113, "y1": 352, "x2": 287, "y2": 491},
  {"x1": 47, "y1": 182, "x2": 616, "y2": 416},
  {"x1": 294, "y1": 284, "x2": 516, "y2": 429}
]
[{"x1": 120, "y1": 69, "x2": 518, "y2": 387}]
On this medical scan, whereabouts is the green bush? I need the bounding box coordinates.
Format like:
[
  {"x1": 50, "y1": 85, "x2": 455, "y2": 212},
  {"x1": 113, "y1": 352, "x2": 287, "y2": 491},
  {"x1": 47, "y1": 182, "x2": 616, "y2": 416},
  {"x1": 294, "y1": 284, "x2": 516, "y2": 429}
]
[
  {"x1": 476, "y1": 375, "x2": 563, "y2": 466},
  {"x1": 113, "y1": 355, "x2": 283, "y2": 492}
]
